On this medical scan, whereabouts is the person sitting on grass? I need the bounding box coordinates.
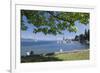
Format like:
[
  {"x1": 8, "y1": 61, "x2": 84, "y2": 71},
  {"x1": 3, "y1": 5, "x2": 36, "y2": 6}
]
[
  {"x1": 30, "y1": 51, "x2": 34, "y2": 56},
  {"x1": 26, "y1": 51, "x2": 34, "y2": 56}
]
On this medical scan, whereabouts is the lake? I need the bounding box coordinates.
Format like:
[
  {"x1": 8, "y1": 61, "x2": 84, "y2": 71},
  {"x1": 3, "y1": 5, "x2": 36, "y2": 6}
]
[{"x1": 21, "y1": 40, "x2": 89, "y2": 56}]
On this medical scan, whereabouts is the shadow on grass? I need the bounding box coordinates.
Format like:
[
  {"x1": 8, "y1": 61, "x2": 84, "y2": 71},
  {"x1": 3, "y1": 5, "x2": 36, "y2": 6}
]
[{"x1": 21, "y1": 55, "x2": 63, "y2": 63}]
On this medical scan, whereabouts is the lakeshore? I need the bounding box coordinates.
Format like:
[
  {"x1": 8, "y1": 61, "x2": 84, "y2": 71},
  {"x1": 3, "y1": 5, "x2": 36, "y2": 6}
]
[{"x1": 21, "y1": 49, "x2": 89, "y2": 63}]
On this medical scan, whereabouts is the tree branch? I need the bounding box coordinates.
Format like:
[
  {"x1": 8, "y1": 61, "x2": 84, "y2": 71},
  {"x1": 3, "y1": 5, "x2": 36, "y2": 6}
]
[{"x1": 47, "y1": 12, "x2": 68, "y2": 22}]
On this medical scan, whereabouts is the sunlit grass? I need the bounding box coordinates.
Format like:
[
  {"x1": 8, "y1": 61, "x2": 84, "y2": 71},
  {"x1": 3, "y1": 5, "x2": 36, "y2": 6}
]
[{"x1": 54, "y1": 50, "x2": 89, "y2": 60}]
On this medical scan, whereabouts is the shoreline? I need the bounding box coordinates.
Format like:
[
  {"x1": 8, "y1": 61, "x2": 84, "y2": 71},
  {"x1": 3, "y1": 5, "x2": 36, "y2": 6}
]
[
  {"x1": 21, "y1": 48, "x2": 89, "y2": 56},
  {"x1": 55, "y1": 49, "x2": 89, "y2": 54},
  {"x1": 21, "y1": 49, "x2": 89, "y2": 63}
]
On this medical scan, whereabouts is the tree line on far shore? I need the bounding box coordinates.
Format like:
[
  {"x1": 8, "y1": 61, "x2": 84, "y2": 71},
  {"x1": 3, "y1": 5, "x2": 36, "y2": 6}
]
[{"x1": 74, "y1": 29, "x2": 89, "y2": 44}]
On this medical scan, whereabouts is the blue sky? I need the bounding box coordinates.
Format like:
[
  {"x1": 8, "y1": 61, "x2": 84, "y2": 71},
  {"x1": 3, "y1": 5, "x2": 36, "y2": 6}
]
[{"x1": 21, "y1": 14, "x2": 89, "y2": 41}]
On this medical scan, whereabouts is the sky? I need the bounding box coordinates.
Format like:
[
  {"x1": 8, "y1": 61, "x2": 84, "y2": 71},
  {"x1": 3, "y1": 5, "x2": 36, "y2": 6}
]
[{"x1": 21, "y1": 13, "x2": 89, "y2": 41}]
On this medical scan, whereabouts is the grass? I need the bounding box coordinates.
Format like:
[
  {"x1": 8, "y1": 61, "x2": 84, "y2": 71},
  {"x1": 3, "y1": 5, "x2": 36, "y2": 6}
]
[
  {"x1": 21, "y1": 49, "x2": 89, "y2": 63},
  {"x1": 54, "y1": 50, "x2": 89, "y2": 60}
]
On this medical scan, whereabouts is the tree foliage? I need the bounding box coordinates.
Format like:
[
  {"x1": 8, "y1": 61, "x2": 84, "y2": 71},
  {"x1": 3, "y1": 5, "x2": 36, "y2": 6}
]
[{"x1": 21, "y1": 10, "x2": 89, "y2": 35}]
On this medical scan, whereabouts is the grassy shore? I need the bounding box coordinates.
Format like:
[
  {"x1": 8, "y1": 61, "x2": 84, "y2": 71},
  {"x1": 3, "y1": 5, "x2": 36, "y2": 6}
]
[
  {"x1": 21, "y1": 49, "x2": 89, "y2": 63},
  {"x1": 54, "y1": 50, "x2": 89, "y2": 61}
]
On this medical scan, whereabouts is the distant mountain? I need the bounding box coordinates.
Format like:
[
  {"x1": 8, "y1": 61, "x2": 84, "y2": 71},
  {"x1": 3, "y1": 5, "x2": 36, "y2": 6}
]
[
  {"x1": 21, "y1": 38, "x2": 63, "y2": 42},
  {"x1": 21, "y1": 38, "x2": 34, "y2": 41}
]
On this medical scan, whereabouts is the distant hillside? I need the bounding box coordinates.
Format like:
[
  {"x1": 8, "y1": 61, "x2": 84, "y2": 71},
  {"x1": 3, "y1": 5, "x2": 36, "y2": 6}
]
[{"x1": 21, "y1": 38, "x2": 34, "y2": 41}]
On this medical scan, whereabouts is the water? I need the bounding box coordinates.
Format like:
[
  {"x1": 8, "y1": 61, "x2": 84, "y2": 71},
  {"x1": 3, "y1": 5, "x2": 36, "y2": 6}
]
[{"x1": 21, "y1": 40, "x2": 89, "y2": 56}]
